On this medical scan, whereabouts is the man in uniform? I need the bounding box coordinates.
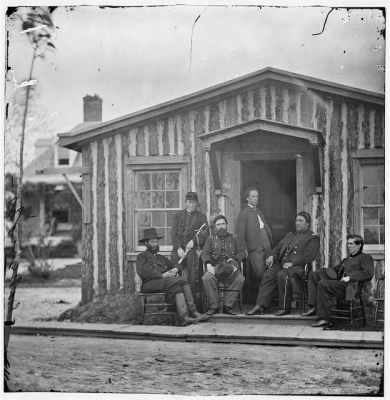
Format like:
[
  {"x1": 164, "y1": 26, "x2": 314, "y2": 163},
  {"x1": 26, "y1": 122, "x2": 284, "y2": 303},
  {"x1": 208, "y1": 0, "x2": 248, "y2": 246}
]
[
  {"x1": 306, "y1": 234, "x2": 374, "y2": 328},
  {"x1": 171, "y1": 192, "x2": 209, "y2": 297},
  {"x1": 246, "y1": 211, "x2": 320, "y2": 316},
  {"x1": 236, "y1": 187, "x2": 272, "y2": 288},
  {"x1": 136, "y1": 227, "x2": 208, "y2": 326},
  {"x1": 201, "y1": 215, "x2": 246, "y2": 315}
]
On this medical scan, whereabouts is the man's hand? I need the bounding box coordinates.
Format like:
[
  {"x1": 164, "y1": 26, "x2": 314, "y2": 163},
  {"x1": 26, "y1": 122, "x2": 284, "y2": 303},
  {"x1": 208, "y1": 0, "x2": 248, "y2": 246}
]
[
  {"x1": 177, "y1": 247, "x2": 185, "y2": 258},
  {"x1": 283, "y1": 262, "x2": 293, "y2": 269},
  {"x1": 163, "y1": 268, "x2": 178, "y2": 278},
  {"x1": 186, "y1": 240, "x2": 194, "y2": 250},
  {"x1": 266, "y1": 256, "x2": 274, "y2": 268},
  {"x1": 206, "y1": 264, "x2": 215, "y2": 275},
  {"x1": 340, "y1": 276, "x2": 350, "y2": 283}
]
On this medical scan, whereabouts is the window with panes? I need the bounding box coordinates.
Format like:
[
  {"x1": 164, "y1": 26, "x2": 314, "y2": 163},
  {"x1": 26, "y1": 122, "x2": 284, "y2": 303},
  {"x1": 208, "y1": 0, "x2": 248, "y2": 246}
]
[{"x1": 134, "y1": 170, "x2": 182, "y2": 250}]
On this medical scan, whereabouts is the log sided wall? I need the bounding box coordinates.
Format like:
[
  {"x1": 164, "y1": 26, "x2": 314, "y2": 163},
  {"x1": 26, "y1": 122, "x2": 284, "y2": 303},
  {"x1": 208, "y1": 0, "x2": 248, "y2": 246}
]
[{"x1": 79, "y1": 79, "x2": 384, "y2": 303}]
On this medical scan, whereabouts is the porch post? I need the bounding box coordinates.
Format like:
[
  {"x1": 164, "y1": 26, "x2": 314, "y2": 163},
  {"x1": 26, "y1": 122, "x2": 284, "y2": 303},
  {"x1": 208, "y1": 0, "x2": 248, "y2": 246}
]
[
  {"x1": 38, "y1": 186, "x2": 45, "y2": 236},
  {"x1": 296, "y1": 154, "x2": 304, "y2": 212}
]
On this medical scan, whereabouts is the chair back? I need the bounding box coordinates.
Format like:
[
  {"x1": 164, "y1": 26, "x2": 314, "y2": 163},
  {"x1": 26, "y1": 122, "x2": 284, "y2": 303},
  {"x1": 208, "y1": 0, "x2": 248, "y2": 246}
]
[{"x1": 133, "y1": 263, "x2": 143, "y2": 293}]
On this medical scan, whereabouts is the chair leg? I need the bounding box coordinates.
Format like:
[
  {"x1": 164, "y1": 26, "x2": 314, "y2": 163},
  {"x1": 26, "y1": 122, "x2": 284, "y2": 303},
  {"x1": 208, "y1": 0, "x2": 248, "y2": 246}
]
[
  {"x1": 349, "y1": 302, "x2": 353, "y2": 328},
  {"x1": 360, "y1": 297, "x2": 366, "y2": 328},
  {"x1": 239, "y1": 290, "x2": 243, "y2": 313}
]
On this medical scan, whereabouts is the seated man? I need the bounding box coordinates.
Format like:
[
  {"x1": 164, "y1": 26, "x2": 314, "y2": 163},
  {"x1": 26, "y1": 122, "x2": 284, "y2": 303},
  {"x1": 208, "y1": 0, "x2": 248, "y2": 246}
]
[
  {"x1": 136, "y1": 227, "x2": 208, "y2": 326},
  {"x1": 306, "y1": 234, "x2": 374, "y2": 328},
  {"x1": 201, "y1": 215, "x2": 245, "y2": 315},
  {"x1": 246, "y1": 211, "x2": 320, "y2": 316}
]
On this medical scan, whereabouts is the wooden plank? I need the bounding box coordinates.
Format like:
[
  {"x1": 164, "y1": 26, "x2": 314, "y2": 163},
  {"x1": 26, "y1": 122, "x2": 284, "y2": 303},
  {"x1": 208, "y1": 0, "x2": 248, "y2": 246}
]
[
  {"x1": 247, "y1": 90, "x2": 255, "y2": 120},
  {"x1": 225, "y1": 96, "x2": 238, "y2": 128},
  {"x1": 136, "y1": 127, "x2": 145, "y2": 156},
  {"x1": 144, "y1": 125, "x2": 150, "y2": 156},
  {"x1": 97, "y1": 140, "x2": 107, "y2": 297},
  {"x1": 328, "y1": 101, "x2": 343, "y2": 267},
  {"x1": 81, "y1": 170, "x2": 91, "y2": 224},
  {"x1": 260, "y1": 87, "x2": 266, "y2": 119},
  {"x1": 323, "y1": 99, "x2": 332, "y2": 271},
  {"x1": 282, "y1": 87, "x2": 289, "y2": 123},
  {"x1": 296, "y1": 155, "x2": 304, "y2": 211},
  {"x1": 129, "y1": 128, "x2": 137, "y2": 157},
  {"x1": 362, "y1": 108, "x2": 370, "y2": 148},
  {"x1": 296, "y1": 92, "x2": 302, "y2": 127},
  {"x1": 91, "y1": 141, "x2": 99, "y2": 297},
  {"x1": 241, "y1": 92, "x2": 250, "y2": 122},
  {"x1": 103, "y1": 138, "x2": 111, "y2": 292},
  {"x1": 265, "y1": 85, "x2": 272, "y2": 119},
  {"x1": 219, "y1": 100, "x2": 226, "y2": 129},
  {"x1": 176, "y1": 115, "x2": 184, "y2": 155},
  {"x1": 148, "y1": 122, "x2": 159, "y2": 156},
  {"x1": 209, "y1": 102, "x2": 220, "y2": 132},
  {"x1": 162, "y1": 119, "x2": 170, "y2": 155},
  {"x1": 374, "y1": 109, "x2": 384, "y2": 148},
  {"x1": 288, "y1": 88, "x2": 297, "y2": 125},
  {"x1": 157, "y1": 120, "x2": 164, "y2": 156},
  {"x1": 204, "y1": 105, "x2": 210, "y2": 133},
  {"x1": 341, "y1": 103, "x2": 348, "y2": 259},
  {"x1": 168, "y1": 117, "x2": 175, "y2": 156},
  {"x1": 253, "y1": 87, "x2": 261, "y2": 118},
  {"x1": 189, "y1": 111, "x2": 196, "y2": 192},
  {"x1": 181, "y1": 112, "x2": 192, "y2": 155},
  {"x1": 208, "y1": 150, "x2": 221, "y2": 191},
  {"x1": 270, "y1": 85, "x2": 276, "y2": 121},
  {"x1": 115, "y1": 134, "x2": 124, "y2": 289},
  {"x1": 204, "y1": 150, "x2": 211, "y2": 220},
  {"x1": 357, "y1": 104, "x2": 365, "y2": 149},
  {"x1": 236, "y1": 94, "x2": 242, "y2": 124},
  {"x1": 109, "y1": 137, "x2": 120, "y2": 291},
  {"x1": 369, "y1": 109, "x2": 375, "y2": 149}
]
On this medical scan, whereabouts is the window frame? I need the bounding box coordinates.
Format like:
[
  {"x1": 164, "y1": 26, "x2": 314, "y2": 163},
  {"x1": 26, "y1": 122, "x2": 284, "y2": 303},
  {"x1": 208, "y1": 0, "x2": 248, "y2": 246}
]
[
  {"x1": 353, "y1": 149, "x2": 384, "y2": 253},
  {"x1": 126, "y1": 156, "x2": 189, "y2": 253}
]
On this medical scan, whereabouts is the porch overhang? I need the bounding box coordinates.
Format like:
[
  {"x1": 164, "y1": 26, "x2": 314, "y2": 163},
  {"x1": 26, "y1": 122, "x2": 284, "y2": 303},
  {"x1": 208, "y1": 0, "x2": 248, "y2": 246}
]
[{"x1": 199, "y1": 118, "x2": 324, "y2": 190}]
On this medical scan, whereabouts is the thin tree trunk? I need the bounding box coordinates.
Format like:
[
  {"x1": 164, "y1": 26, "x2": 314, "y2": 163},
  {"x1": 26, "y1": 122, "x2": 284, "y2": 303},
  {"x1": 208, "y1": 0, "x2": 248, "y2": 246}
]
[{"x1": 5, "y1": 50, "x2": 36, "y2": 350}]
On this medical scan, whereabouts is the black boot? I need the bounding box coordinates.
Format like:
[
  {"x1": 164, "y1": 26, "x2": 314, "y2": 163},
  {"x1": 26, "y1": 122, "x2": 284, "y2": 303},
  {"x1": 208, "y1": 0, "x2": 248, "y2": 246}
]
[
  {"x1": 183, "y1": 284, "x2": 209, "y2": 322},
  {"x1": 175, "y1": 293, "x2": 197, "y2": 326}
]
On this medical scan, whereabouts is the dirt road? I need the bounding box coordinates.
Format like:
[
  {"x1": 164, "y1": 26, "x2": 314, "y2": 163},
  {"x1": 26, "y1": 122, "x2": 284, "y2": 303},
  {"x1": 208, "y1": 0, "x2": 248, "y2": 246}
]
[{"x1": 7, "y1": 335, "x2": 383, "y2": 395}]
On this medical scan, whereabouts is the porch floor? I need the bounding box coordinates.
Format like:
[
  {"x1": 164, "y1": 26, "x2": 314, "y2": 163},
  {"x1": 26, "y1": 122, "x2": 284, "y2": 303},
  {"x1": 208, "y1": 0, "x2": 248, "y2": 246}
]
[{"x1": 10, "y1": 320, "x2": 383, "y2": 349}]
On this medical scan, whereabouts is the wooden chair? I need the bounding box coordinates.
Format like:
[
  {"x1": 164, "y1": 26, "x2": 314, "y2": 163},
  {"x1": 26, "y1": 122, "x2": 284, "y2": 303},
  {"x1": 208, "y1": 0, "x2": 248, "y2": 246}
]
[
  {"x1": 374, "y1": 298, "x2": 384, "y2": 329},
  {"x1": 203, "y1": 262, "x2": 243, "y2": 314},
  {"x1": 133, "y1": 265, "x2": 176, "y2": 325},
  {"x1": 329, "y1": 280, "x2": 367, "y2": 328},
  {"x1": 291, "y1": 263, "x2": 312, "y2": 312}
]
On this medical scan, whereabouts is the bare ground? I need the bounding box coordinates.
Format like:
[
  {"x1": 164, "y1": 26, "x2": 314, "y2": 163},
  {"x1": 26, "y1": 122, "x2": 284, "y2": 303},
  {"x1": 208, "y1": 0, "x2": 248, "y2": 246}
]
[{"x1": 7, "y1": 335, "x2": 383, "y2": 395}]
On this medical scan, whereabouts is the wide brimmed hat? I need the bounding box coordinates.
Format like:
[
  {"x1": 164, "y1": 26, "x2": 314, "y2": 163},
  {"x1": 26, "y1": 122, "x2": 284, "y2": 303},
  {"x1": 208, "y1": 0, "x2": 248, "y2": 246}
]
[
  {"x1": 139, "y1": 228, "x2": 163, "y2": 244},
  {"x1": 325, "y1": 268, "x2": 338, "y2": 280},
  {"x1": 185, "y1": 192, "x2": 198, "y2": 201},
  {"x1": 215, "y1": 262, "x2": 236, "y2": 281}
]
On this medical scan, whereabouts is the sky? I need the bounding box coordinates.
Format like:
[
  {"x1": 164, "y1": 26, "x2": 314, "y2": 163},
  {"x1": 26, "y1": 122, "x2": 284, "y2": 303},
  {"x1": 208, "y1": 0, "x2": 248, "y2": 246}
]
[{"x1": 3, "y1": 3, "x2": 386, "y2": 138}]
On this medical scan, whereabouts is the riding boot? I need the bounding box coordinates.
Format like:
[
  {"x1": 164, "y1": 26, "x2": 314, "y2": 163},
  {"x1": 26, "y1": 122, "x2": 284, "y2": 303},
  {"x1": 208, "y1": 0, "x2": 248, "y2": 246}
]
[
  {"x1": 183, "y1": 284, "x2": 209, "y2": 322},
  {"x1": 175, "y1": 293, "x2": 196, "y2": 326}
]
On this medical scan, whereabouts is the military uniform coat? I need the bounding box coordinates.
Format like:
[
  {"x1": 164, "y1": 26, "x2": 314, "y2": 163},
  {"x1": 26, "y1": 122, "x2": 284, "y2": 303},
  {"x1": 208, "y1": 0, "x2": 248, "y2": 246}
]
[
  {"x1": 201, "y1": 232, "x2": 246, "y2": 267},
  {"x1": 271, "y1": 229, "x2": 320, "y2": 267},
  {"x1": 171, "y1": 209, "x2": 209, "y2": 253}
]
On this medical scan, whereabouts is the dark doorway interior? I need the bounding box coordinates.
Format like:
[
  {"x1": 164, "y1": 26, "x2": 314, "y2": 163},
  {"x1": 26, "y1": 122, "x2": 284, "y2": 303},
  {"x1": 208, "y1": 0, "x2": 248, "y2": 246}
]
[{"x1": 241, "y1": 159, "x2": 297, "y2": 304}]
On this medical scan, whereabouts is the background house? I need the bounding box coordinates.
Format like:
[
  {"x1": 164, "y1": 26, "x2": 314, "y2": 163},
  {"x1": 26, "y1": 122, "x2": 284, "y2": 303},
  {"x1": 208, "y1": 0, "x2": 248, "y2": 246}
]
[
  {"x1": 21, "y1": 95, "x2": 103, "y2": 256},
  {"x1": 58, "y1": 67, "x2": 385, "y2": 306}
]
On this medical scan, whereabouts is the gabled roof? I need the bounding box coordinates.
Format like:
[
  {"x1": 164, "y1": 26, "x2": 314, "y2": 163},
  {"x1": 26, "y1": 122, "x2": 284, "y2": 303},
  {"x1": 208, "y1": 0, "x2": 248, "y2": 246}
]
[{"x1": 58, "y1": 67, "x2": 384, "y2": 152}]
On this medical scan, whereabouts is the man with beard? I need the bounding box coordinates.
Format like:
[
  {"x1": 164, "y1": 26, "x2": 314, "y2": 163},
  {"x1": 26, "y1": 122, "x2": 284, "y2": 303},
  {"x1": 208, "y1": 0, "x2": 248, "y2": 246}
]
[
  {"x1": 201, "y1": 215, "x2": 246, "y2": 315},
  {"x1": 136, "y1": 228, "x2": 208, "y2": 326},
  {"x1": 246, "y1": 211, "x2": 320, "y2": 316}
]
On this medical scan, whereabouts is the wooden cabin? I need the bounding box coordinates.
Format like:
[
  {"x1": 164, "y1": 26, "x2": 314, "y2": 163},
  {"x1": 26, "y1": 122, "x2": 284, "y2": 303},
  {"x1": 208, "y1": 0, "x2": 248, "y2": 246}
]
[{"x1": 58, "y1": 67, "x2": 385, "y2": 306}]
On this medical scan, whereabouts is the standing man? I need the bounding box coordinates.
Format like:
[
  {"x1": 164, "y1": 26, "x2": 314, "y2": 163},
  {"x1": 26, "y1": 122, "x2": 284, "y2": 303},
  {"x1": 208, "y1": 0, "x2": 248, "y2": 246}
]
[
  {"x1": 236, "y1": 187, "x2": 272, "y2": 289},
  {"x1": 247, "y1": 212, "x2": 320, "y2": 316},
  {"x1": 307, "y1": 234, "x2": 374, "y2": 328},
  {"x1": 171, "y1": 192, "x2": 209, "y2": 298},
  {"x1": 136, "y1": 228, "x2": 208, "y2": 326},
  {"x1": 201, "y1": 215, "x2": 246, "y2": 315}
]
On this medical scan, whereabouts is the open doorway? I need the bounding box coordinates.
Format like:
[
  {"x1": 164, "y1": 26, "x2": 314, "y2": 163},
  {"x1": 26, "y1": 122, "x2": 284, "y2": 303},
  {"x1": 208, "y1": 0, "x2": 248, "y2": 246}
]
[{"x1": 241, "y1": 159, "x2": 297, "y2": 304}]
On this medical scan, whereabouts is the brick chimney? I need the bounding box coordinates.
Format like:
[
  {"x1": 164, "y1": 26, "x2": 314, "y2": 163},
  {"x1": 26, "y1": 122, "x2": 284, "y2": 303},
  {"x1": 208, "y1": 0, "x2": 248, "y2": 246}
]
[{"x1": 83, "y1": 94, "x2": 102, "y2": 122}]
